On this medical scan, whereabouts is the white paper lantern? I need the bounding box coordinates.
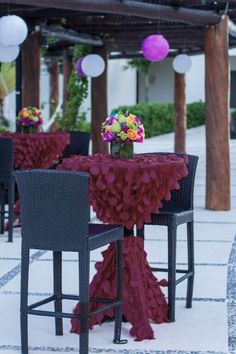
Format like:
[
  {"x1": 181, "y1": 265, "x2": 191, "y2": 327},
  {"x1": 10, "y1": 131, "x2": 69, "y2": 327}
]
[
  {"x1": 81, "y1": 54, "x2": 105, "y2": 78},
  {"x1": 0, "y1": 44, "x2": 19, "y2": 63},
  {"x1": 0, "y1": 15, "x2": 28, "y2": 46},
  {"x1": 172, "y1": 54, "x2": 192, "y2": 74}
]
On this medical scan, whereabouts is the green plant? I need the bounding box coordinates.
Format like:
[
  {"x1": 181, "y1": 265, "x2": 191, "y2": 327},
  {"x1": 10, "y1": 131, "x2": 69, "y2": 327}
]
[
  {"x1": 186, "y1": 101, "x2": 205, "y2": 128},
  {"x1": 112, "y1": 101, "x2": 205, "y2": 138},
  {"x1": 0, "y1": 125, "x2": 8, "y2": 132},
  {"x1": 56, "y1": 44, "x2": 91, "y2": 131},
  {"x1": 231, "y1": 110, "x2": 236, "y2": 121}
]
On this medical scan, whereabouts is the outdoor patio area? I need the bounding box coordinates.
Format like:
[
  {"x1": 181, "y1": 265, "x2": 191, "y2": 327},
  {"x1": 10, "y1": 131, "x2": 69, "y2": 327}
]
[{"x1": 0, "y1": 125, "x2": 236, "y2": 354}]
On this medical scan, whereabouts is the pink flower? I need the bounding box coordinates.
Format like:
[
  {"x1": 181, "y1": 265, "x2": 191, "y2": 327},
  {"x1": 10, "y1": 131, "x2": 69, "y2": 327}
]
[{"x1": 102, "y1": 132, "x2": 115, "y2": 142}]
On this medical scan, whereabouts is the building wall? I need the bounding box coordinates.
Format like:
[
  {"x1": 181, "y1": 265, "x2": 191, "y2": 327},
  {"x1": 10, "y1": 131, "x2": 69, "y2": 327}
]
[
  {"x1": 108, "y1": 59, "x2": 137, "y2": 113},
  {"x1": 138, "y1": 54, "x2": 205, "y2": 104}
]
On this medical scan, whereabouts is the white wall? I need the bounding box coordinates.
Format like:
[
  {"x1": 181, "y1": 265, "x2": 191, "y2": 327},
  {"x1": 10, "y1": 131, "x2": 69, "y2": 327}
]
[
  {"x1": 138, "y1": 54, "x2": 205, "y2": 104},
  {"x1": 108, "y1": 59, "x2": 137, "y2": 113}
]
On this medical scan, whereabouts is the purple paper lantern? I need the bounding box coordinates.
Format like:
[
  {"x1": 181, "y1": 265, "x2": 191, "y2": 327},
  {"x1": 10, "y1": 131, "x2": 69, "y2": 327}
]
[
  {"x1": 75, "y1": 58, "x2": 86, "y2": 77},
  {"x1": 141, "y1": 34, "x2": 169, "y2": 62}
]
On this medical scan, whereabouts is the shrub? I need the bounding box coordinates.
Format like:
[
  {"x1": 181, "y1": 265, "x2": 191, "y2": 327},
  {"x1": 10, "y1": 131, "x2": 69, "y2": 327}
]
[
  {"x1": 112, "y1": 101, "x2": 205, "y2": 138},
  {"x1": 231, "y1": 109, "x2": 236, "y2": 121},
  {"x1": 186, "y1": 101, "x2": 205, "y2": 128}
]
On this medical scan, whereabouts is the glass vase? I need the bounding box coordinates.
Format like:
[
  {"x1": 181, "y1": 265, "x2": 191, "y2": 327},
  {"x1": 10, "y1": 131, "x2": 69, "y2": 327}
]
[
  {"x1": 21, "y1": 126, "x2": 38, "y2": 134},
  {"x1": 110, "y1": 141, "x2": 134, "y2": 159}
]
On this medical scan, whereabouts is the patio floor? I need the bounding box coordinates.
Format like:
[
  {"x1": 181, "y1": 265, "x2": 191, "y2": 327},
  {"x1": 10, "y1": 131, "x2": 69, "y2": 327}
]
[{"x1": 0, "y1": 125, "x2": 236, "y2": 354}]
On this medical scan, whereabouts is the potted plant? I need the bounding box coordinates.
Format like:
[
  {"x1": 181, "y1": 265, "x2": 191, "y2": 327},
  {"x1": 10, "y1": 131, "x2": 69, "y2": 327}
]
[
  {"x1": 101, "y1": 112, "x2": 145, "y2": 159},
  {"x1": 16, "y1": 106, "x2": 43, "y2": 133}
]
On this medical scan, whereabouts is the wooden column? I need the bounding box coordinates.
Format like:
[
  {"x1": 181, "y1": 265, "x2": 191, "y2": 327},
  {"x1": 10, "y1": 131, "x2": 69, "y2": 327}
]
[
  {"x1": 49, "y1": 61, "x2": 59, "y2": 116},
  {"x1": 21, "y1": 31, "x2": 40, "y2": 107},
  {"x1": 174, "y1": 72, "x2": 186, "y2": 153},
  {"x1": 205, "y1": 16, "x2": 230, "y2": 210},
  {"x1": 63, "y1": 49, "x2": 72, "y2": 114},
  {"x1": 91, "y1": 45, "x2": 108, "y2": 154}
]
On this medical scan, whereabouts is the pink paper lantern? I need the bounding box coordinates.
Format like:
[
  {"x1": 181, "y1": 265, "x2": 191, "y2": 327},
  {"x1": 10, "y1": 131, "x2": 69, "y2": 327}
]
[
  {"x1": 75, "y1": 58, "x2": 86, "y2": 77},
  {"x1": 141, "y1": 34, "x2": 169, "y2": 62}
]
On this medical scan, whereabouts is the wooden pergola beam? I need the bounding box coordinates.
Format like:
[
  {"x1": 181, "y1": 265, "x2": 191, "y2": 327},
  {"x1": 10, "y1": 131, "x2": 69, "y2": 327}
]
[
  {"x1": 1, "y1": 0, "x2": 221, "y2": 25},
  {"x1": 41, "y1": 25, "x2": 103, "y2": 46},
  {"x1": 205, "y1": 16, "x2": 230, "y2": 210}
]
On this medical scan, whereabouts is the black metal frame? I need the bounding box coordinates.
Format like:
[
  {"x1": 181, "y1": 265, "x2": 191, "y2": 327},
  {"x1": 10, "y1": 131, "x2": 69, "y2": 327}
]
[
  {"x1": 62, "y1": 131, "x2": 90, "y2": 158},
  {"x1": 0, "y1": 137, "x2": 15, "y2": 242},
  {"x1": 138, "y1": 153, "x2": 198, "y2": 322}
]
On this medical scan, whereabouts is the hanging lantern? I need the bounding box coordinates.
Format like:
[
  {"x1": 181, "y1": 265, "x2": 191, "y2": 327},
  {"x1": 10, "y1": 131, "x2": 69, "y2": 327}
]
[
  {"x1": 141, "y1": 34, "x2": 169, "y2": 62},
  {"x1": 0, "y1": 15, "x2": 28, "y2": 46},
  {"x1": 172, "y1": 54, "x2": 192, "y2": 74},
  {"x1": 81, "y1": 54, "x2": 105, "y2": 78},
  {"x1": 75, "y1": 58, "x2": 86, "y2": 77},
  {"x1": 0, "y1": 44, "x2": 19, "y2": 63}
]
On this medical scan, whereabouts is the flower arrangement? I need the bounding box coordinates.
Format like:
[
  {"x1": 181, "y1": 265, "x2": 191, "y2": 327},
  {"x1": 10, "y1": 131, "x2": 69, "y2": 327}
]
[
  {"x1": 17, "y1": 106, "x2": 43, "y2": 128},
  {"x1": 101, "y1": 112, "x2": 145, "y2": 143}
]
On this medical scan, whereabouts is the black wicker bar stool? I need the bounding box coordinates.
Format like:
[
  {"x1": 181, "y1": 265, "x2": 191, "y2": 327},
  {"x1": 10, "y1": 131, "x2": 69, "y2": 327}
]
[
  {"x1": 0, "y1": 137, "x2": 15, "y2": 242},
  {"x1": 15, "y1": 169, "x2": 127, "y2": 354},
  {"x1": 137, "y1": 153, "x2": 198, "y2": 322}
]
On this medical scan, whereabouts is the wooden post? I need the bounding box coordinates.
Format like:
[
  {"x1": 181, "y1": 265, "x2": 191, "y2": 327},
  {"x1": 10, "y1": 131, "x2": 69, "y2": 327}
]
[
  {"x1": 21, "y1": 31, "x2": 40, "y2": 107},
  {"x1": 91, "y1": 45, "x2": 108, "y2": 154},
  {"x1": 49, "y1": 61, "x2": 59, "y2": 116},
  {"x1": 205, "y1": 16, "x2": 230, "y2": 210},
  {"x1": 174, "y1": 72, "x2": 186, "y2": 153},
  {"x1": 63, "y1": 49, "x2": 72, "y2": 114}
]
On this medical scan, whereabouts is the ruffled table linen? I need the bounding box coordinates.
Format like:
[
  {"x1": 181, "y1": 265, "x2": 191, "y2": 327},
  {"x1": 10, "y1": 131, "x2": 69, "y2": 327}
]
[
  {"x1": 0, "y1": 131, "x2": 70, "y2": 169},
  {"x1": 58, "y1": 153, "x2": 188, "y2": 341},
  {"x1": 0, "y1": 131, "x2": 70, "y2": 225}
]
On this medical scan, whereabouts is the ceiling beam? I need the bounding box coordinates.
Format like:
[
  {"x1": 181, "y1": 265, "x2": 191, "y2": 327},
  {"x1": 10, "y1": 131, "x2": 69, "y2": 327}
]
[
  {"x1": 0, "y1": 0, "x2": 221, "y2": 25},
  {"x1": 41, "y1": 24, "x2": 103, "y2": 46}
]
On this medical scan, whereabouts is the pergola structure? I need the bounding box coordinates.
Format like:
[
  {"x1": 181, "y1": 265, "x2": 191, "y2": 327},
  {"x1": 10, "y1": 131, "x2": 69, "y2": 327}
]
[{"x1": 0, "y1": 0, "x2": 235, "y2": 211}]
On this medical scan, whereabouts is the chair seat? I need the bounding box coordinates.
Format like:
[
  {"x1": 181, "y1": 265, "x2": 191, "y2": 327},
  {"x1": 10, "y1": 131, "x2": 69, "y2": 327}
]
[
  {"x1": 151, "y1": 210, "x2": 193, "y2": 226},
  {"x1": 88, "y1": 223, "x2": 123, "y2": 250}
]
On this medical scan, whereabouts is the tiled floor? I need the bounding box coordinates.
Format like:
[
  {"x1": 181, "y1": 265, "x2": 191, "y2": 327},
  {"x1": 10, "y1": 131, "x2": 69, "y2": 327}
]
[{"x1": 0, "y1": 125, "x2": 236, "y2": 354}]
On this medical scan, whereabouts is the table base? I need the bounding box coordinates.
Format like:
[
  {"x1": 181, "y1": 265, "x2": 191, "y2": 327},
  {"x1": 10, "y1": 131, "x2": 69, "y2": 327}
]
[{"x1": 71, "y1": 235, "x2": 168, "y2": 341}]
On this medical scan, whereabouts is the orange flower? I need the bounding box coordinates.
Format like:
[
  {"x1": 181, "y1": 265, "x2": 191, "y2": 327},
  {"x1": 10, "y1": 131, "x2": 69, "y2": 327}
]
[
  {"x1": 127, "y1": 129, "x2": 138, "y2": 140},
  {"x1": 105, "y1": 125, "x2": 112, "y2": 133},
  {"x1": 126, "y1": 115, "x2": 135, "y2": 125}
]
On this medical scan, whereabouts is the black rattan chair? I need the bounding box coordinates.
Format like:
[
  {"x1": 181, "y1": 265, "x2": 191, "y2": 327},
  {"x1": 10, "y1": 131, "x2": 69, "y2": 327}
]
[
  {"x1": 15, "y1": 169, "x2": 127, "y2": 354},
  {"x1": 0, "y1": 137, "x2": 14, "y2": 242},
  {"x1": 137, "y1": 153, "x2": 198, "y2": 322},
  {"x1": 62, "y1": 131, "x2": 90, "y2": 157}
]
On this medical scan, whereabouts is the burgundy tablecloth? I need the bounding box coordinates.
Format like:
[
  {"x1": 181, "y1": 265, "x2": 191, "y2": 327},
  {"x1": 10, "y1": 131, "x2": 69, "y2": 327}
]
[
  {"x1": 1, "y1": 131, "x2": 70, "y2": 169},
  {"x1": 58, "y1": 153, "x2": 188, "y2": 229},
  {"x1": 58, "y1": 153, "x2": 188, "y2": 341}
]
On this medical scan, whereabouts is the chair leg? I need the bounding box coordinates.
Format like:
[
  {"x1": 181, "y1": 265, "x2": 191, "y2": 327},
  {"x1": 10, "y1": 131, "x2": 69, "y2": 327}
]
[
  {"x1": 137, "y1": 225, "x2": 145, "y2": 239},
  {"x1": 0, "y1": 183, "x2": 5, "y2": 234},
  {"x1": 21, "y1": 248, "x2": 30, "y2": 354},
  {"x1": 186, "y1": 221, "x2": 194, "y2": 309},
  {"x1": 113, "y1": 239, "x2": 123, "y2": 343},
  {"x1": 8, "y1": 181, "x2": 14, "y2": 242},
  {"x1": 167, "y1": 224, "x2": 177, "y2": 322},
  {"x1": 79, "y1": 250, "x2": 90, "y2": 354},
  {"x1": 53, "y1": 251, "x2": 63, "y2": 335}
]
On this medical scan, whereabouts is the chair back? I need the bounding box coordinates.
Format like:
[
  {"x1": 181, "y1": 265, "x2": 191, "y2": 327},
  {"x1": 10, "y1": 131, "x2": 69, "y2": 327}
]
[
  {"x1": 0, "y1": 137, "x2": 14, "y2": 182},
  {"x1": 62, "y1": 131, "x2": 90, "y2": 157},
  {"x1": 159, "y1": 153, "x2": 198, "y2": 211},
  {"x1": 15, "y1": 170, "x2": 90, "y2": 251}
]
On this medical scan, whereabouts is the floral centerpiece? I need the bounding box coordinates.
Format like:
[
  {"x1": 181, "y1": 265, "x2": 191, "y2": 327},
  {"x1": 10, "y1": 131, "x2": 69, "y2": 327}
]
[
  {"x1": 101, "y1": 112, "x2": 145, "y2": 159},
  {"x1": 17, "y1": 106, "x2": 43, "y2": 133}
]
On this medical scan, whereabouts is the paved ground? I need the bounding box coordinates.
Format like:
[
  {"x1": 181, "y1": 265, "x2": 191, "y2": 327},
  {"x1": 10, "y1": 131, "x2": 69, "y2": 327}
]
[{"x1": 0, "y1": 125, "x2": 236, "y2": 354}]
